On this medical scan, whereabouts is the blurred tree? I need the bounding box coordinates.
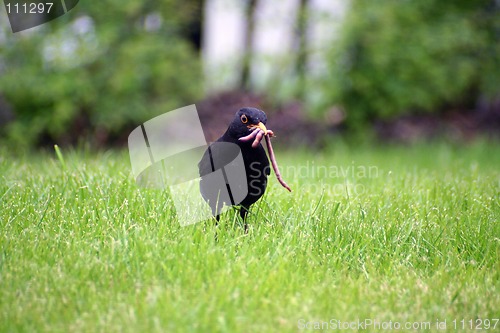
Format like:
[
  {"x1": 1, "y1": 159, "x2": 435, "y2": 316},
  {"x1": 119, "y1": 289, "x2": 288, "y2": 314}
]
[
  {"x1": 0, "y1": 0, "x2": 203, "y2": 146},
  {"x1": 295, "y1": 0, "x2": 310, "y2": 101},
  {"x1": 319, "y1": 0, "x2": 500, "y2": 130},
  {"x1": 240, "y1": 0, "x2": 258, "y2": 90}
]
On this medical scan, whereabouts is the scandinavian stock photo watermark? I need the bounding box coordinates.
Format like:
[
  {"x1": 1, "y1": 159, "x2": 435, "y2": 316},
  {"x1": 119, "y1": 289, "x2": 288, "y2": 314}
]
[
  {"x1": 298, "y1": 318, "x2": 499, "y2": 331},
  {"x1": 280, "y1": 160, "x2": 379, "y2": 197}
]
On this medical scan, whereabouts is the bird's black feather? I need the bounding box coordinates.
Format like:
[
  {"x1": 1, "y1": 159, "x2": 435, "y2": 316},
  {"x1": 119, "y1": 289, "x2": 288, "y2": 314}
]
[{"x1": 198, "y1": 107, "x2": 270, "y2": 225}]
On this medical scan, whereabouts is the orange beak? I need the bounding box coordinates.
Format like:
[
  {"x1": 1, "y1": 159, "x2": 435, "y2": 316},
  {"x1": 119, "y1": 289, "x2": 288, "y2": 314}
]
[{"x1": 248, "y1": 122, "x2": 268, "y2": 135}]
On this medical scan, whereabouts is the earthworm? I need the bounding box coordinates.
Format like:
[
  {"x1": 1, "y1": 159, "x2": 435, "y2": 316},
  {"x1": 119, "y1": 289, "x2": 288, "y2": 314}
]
[
  {"x1": 239, "y1": 128, "x2": 275, "y2": 147},
  {"x1": 239, "y1": 128, "x2": 291, "y2": 192},
  {"x1": 252, "y1": 130, "x2": 265, "y2": 148},
  {"x1": 239, "y1": 128, "x2": 266, "y2": 148},
  {"x1": 264, "y1": 134, "x2": 292, "y2": 192},
  {"x1": 238, "y1": 127, "x2": 260, "y2": 142}
]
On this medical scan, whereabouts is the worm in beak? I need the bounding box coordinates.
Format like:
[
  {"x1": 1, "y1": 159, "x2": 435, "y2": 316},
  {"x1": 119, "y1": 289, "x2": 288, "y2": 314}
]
[
  {"x1": 239, "y1": 124, "x2": 274, "y2": 148},
  {"x1": 239, "y1": 125, "x2": 291, "y2": 192},
  {"x1": 248, "y1": 121, "x2": 268, "y2": 135}
]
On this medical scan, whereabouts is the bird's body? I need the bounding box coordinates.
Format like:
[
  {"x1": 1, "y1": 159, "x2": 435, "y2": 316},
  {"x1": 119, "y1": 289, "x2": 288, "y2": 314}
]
[{"x1": 198, "y1": 108, "x2": 270, "y2": 226}]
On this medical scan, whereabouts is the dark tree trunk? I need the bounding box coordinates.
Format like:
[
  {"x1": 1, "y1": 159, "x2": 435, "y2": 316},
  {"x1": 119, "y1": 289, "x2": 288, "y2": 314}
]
[
  {"x1": 240, "y1": 0, "x2": 258, "y2": 90},
  {"x1": 184, "y1": 0, "x2": 204, "y2": 51},
  {"x1": 296, "y1": 0, "x2": 309, "y2": 100}
]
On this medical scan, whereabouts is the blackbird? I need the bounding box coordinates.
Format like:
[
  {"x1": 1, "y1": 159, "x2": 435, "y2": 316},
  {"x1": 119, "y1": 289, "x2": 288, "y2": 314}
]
[{"x1": 198, "y1": 107, "x2": 270, "y2": 229}]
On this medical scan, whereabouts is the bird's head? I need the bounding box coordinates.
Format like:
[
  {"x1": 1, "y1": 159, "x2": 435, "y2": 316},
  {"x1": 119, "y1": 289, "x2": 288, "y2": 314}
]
[{"x1": 227, "y1": 107, "x2": 268, "y2": 139}]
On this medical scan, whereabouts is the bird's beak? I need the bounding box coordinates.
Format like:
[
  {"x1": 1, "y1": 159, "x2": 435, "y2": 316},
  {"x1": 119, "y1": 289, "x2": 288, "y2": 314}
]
[{"x1": 248, "y1": 122, "x2": 268, "y2": 135}]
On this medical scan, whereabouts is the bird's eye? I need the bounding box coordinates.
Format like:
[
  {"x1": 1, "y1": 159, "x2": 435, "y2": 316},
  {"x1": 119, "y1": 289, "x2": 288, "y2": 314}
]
[{"x1": 240, "y1": 114, "x2": 248, "y2": 124}]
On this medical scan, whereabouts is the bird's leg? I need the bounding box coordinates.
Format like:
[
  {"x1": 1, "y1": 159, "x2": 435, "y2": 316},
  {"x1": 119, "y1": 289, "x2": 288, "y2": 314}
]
[
  {"x1": 214, "y1": 214, "x2": 220, "y2": 242},
  {"x1": 240, "y1": 206, "x2": 249, "y2": 233}
]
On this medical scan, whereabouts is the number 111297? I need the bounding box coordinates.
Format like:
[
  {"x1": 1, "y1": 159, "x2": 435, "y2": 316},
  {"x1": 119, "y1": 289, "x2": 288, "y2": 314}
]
[
  {"x1": 5, "y1": 3, "x2": 54, "y2": 14},
  {"x1": 452, "y1": 318, "x2": 499, "y2": 330}
]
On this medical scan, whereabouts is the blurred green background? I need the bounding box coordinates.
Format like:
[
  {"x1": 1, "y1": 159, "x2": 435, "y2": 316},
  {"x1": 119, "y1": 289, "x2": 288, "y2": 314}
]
[{"x1": 0, "y1": 0, "x2": 499, "y2": 147}]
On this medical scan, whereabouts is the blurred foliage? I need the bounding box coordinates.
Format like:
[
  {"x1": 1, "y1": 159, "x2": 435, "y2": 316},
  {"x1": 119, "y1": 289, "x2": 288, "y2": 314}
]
[
  {"x1": 1, "y1": 0, "x2": 498, "y2": 146},
  {"x1": 0, "y1": 0, "x2": 202, "y2": 146},
  {"x1": 320, "y1": 0, "x2": 500, "y2": 129}
]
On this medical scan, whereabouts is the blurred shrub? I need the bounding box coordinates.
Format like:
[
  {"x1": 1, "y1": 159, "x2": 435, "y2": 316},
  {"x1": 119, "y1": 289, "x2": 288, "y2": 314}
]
[
  {"x1": 321, "y1": 0, "x2": 500, "y2": 129},
  {"x1": 0, "y1": 0, "x2": 202, "y2": 146}
]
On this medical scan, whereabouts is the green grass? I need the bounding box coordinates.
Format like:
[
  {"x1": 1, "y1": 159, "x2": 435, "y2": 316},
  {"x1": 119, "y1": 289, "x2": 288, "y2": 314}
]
[{"x1": 1, "y1": 142, "x2": 499, "y2": 332}]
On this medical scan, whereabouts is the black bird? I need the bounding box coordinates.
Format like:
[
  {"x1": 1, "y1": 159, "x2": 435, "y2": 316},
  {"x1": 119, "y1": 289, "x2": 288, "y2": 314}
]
[{"x1": 198, "y1": 107, "x2": 270, "y2": 229}]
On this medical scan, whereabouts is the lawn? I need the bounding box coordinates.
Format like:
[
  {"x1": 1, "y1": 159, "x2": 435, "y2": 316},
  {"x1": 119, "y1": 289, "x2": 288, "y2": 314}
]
[{"x1": 1, "y1": 141, "x2": 499, "y2": 332}]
